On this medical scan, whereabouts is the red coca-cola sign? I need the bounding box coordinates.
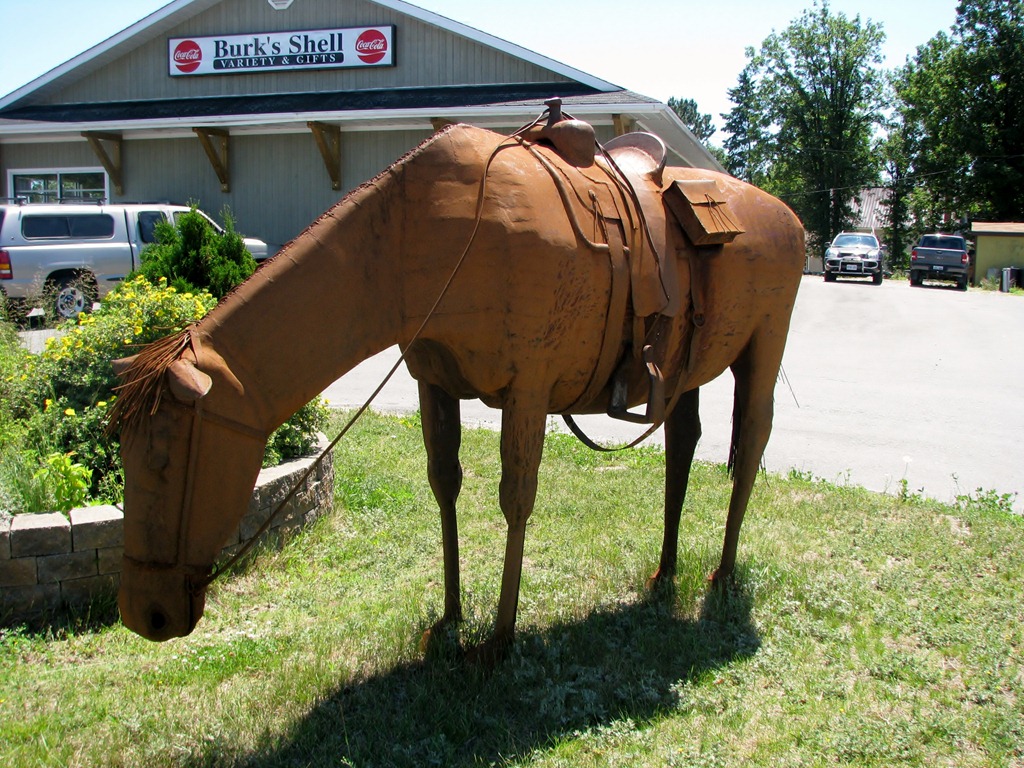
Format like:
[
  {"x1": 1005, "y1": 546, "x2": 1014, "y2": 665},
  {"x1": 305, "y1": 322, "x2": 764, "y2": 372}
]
[
  {"x1": 355, "y1": 29, "x2": 388, "y2": 64},
  {"x1": 173, "y1": 40, "x2": 203, "y2": 73}
]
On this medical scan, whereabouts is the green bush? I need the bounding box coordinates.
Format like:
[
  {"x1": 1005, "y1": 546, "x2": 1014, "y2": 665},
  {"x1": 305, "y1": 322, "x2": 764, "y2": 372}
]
[
  {"x1": 33, "y1": 452, "x2": 91, "y2": 512},
  {"x1": 137, "y1": 206, "x2": 256, "y2": 299},
  {"x1": 263, "y1": 398, "x2": 329, "y2": 467},
  {"x1": 0, "y1": 277, "x2": 216, "y2": 512},
  {"x1": 2, "y1": 271, "x2": 329, "y2": 515}
]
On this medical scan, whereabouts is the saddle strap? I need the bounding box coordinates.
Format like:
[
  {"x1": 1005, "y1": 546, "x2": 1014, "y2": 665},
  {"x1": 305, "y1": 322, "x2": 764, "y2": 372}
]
[{"x1": 520, "y1": 141, "x2": 634, "y2": 415}]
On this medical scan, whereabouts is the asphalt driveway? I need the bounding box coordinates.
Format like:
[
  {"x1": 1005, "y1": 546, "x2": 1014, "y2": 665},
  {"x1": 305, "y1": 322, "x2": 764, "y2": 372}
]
[{"x1": 324, "y1": 275, "x2": 1024, "y2": 511}]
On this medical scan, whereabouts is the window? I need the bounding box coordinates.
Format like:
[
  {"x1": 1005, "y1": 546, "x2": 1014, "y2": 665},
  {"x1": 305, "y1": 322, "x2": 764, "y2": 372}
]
[
  {"x1": 138, "y1": 211, "x2": 167, "y2": 244},
  {"x1": 9, "y1": 170, "x2": 107, "y2": 203},
  {"x1": 22, "y1": 214, "x2": 115, "y2": 240}
]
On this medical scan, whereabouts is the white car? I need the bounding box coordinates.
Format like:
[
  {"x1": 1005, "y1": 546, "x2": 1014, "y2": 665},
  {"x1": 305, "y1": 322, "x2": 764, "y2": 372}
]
[{"x1": 823, "y1": 232, "x2": 884, "y2": 285}]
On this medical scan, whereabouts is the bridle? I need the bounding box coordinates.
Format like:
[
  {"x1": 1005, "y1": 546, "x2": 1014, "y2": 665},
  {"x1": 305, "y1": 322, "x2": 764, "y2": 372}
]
[{"x1": 120, "y1": 382, "x2": 269, "y2": 595}]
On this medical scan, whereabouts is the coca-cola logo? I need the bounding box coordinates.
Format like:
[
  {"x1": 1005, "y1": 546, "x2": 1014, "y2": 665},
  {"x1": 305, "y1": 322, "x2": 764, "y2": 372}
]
[
  {"x1": 355, "y1": 29, "x2": 388, "y2": 64},
  {"x1": 173, "y1": 40, "x2": 203, "y2": 73}
]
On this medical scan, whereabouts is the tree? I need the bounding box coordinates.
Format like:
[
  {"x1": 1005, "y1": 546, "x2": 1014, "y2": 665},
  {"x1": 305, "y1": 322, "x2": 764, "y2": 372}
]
[
  {"x1": 722, "y1": 1, "x2": 887, "y2": 251},
  {"x1": 138, "y1": 207, "x2": 256, "y2": 299},
  {"x1": 878, "y1": 116, "x2": 915, "y2": 268},
  {"x1": 721, "y1": 63, "x2": 770, "y2": 184},
  {"x1": 894, "y1": 0, "x2": 1024, "y2": 224},
  {"x1": 667, "y1": 96, "x2": 716, "y2": 144}
]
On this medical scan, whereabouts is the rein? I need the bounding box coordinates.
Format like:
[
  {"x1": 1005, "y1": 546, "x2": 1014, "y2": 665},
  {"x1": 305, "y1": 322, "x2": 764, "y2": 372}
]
[
  {"x1": 168, "y1": 109, "x2": 676, "y2": 591},
  {"x1": 189, "y1": 119, "x2": 549, "y2": 592}
]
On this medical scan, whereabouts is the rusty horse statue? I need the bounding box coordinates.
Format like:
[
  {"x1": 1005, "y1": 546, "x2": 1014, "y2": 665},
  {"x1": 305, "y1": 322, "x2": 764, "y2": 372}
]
[{"x1": 112, "y1": 112, "x2": 803, "y2": 661}]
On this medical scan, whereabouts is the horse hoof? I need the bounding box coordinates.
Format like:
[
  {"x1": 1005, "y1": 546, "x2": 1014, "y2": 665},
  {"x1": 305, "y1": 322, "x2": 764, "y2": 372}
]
[
  {"x1": 645, "y1": 567, "x2": 675, "y2": 592},
  {"x1": 464, "y1": 634, "x2": 513, "y2": 669},
  {"x1": 707, "y1": 568, "x2": 734, "y2": 590},
  {"x1": 420, "y1": 621, "x2": 461, "y2": 658}
]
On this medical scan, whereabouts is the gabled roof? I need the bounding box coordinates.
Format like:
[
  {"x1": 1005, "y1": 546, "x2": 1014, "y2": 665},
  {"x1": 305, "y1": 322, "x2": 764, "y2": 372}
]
[
  {"x1": 0, "y1": 0, "x2": 618, "y2": 112},
  {"x1": 0, "y1": 0, "x2": 721, "y2": 171}
]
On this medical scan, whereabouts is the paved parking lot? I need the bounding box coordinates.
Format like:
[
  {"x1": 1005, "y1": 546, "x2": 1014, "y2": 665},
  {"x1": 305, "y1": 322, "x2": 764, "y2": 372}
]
[{"x1": 325, "y1": 275, "x2": 1024, "y2": 511}]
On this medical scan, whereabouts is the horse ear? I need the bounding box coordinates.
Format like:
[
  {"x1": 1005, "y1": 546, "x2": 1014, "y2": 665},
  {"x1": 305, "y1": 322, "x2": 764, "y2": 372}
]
[
  {"x1": 111, "y1": 355, "x2": 138, "y2": 381},
  {"x1": 166, "y1": 359, "x2": 213, "y2": 404}
]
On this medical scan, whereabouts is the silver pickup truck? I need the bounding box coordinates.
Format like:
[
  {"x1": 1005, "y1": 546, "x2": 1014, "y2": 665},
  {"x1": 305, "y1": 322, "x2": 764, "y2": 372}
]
[
  {"x1": 909, "y1": 233, "x2": 970, "y2": 290},
  {"x1": 0, "y1": 202, "x2": 268, "y2": 319}
]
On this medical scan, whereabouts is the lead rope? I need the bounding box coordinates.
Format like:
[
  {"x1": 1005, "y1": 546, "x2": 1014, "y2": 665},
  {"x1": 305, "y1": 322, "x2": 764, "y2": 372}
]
[{"x1": 193, "y1": 119, "x2": 549, "y2": 592}]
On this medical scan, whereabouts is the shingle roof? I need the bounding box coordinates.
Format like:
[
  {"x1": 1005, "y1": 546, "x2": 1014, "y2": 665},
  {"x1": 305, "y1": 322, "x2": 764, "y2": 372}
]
[
  {"x1": 0, "y1": 83, "x2": 659, "y2": 124},
  {"x1": 971, "y1": 222, "x2": 1024, "y2": 235}
]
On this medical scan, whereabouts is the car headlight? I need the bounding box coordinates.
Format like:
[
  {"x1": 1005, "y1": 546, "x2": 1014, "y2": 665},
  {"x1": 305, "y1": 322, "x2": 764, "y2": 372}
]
[
  {"x1": 826, "y1": 248, "x2": 837, "y2": 258},
  {"x1": 867, "y1": 248, "x2": 880, "y2": 257}
]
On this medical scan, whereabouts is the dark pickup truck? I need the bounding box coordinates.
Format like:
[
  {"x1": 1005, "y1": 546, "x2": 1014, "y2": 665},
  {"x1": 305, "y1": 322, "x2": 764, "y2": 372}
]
[{"x1": 910, "y1": 234, "x2": 970, "y2": 290}]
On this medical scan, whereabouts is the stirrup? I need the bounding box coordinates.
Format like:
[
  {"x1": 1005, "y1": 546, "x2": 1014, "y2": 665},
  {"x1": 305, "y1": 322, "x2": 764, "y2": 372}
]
[{"x1": 607, "y1": 345, "x2": 666, "y2": 424}]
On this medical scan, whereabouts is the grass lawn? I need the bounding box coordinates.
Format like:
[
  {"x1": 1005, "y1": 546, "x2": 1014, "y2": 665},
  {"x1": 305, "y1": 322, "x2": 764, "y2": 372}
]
[{"x1": 1, "y1": 410, "x2": 1021, "y2": 767}]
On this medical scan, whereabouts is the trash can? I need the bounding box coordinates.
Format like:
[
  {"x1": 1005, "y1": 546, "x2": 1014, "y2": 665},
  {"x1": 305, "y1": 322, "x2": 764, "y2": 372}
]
[{"x1": 1001, "y1": 267, "x2": 1013, "y2": 292}]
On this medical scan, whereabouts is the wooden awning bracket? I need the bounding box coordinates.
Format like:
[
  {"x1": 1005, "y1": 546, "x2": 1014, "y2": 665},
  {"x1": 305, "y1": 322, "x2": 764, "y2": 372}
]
[
  {"x1": 307, "y1": 121, "x2": 342, "y2": 190},
  {"x1": 193, "y1": 127, "x2": 230, "y2": 192},
  {"x1": 612, "y1": 115, "x2": 636, "y2": 136},
  {"x1": 82, "y1": 131, "x2": 124, "y2": 195}
]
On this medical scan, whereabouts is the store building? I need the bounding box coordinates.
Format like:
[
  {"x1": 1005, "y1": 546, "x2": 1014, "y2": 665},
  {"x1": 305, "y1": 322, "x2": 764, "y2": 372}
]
[{"x1": 0, "y1": 0, "x2": 720, "y2": 252}]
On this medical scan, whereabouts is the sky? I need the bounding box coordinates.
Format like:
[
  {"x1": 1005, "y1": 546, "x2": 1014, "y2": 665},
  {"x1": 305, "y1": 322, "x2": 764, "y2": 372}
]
[{"x1": 0, "y1": 0, "x2": 960, "y2": 136}]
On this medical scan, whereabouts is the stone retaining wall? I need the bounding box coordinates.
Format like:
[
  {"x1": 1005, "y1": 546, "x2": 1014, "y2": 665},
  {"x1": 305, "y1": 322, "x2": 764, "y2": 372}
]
[{"x1": 0, "y1": 445, "x2": 334, "y2": 623}]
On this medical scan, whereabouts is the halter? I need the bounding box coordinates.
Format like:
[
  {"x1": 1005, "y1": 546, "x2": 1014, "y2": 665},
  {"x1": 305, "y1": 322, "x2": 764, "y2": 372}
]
[{"x1": 120, "y1": 389, "x2": 268, "y2": 595}]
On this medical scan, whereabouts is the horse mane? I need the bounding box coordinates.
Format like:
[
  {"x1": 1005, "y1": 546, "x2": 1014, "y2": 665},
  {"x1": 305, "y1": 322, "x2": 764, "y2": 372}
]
[
  {"x1": 107, "y1": 124, "x2": 475, "y2": 434},
  {"x1": 107, "y1": 327, "x2": 198, "y2": 434}
]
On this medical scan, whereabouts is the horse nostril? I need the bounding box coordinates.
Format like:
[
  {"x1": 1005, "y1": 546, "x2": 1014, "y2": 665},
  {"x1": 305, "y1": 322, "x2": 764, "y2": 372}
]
[{"x1": 149, "y1": 609, "x2": 168, "y2": 632}]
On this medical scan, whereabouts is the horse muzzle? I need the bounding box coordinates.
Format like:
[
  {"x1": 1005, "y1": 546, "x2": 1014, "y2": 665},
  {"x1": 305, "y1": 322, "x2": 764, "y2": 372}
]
[{"x1": 118, "y1": 558, "x2": 207, "y2": 641}]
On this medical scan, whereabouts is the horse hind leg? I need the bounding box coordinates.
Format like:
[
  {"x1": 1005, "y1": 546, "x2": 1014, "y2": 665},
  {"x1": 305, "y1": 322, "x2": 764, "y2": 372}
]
[
  {"x1": 418, "y1": 382, "x2": 464, "y2": 650},
  {"x1": 647, "y1": 387, "x2": 701, "y2": 590},
  {"x1": 712, "y1": 339, "x2": 780, "y2": 586}
]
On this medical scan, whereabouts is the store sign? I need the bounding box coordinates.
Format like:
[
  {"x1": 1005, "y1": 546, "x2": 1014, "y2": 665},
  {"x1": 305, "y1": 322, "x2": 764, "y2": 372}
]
[{"x1": 168, "y1": 26, "x2": 395, "y2": 76}]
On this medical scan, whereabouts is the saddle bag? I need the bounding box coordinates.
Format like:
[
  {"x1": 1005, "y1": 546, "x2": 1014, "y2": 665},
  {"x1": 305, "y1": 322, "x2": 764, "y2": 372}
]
[{"x1": 664, "y1": 179, "x2": 744, "y2": 246}]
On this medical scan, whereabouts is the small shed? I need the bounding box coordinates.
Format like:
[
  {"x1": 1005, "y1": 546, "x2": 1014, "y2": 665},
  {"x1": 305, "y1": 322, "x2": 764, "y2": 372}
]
[{"x1": 971, "y1": 222, "x2": 1024, "y2": 285}]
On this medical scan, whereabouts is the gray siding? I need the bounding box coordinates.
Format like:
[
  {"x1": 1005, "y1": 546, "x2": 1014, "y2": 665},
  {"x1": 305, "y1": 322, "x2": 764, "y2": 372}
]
[
  {"x1": 118, "y1": 129, "x2": 443, "y2": 248},
  {"x1": 47, "y1": 0, "x2": 572, "y2": 106},
  {"x1": 3, "y1": 128, "x2": 444, "y2": 249}
]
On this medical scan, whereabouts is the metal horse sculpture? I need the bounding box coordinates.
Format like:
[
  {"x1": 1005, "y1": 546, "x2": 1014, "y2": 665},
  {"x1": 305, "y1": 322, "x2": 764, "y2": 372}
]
[{"x1": 112, "y1": 114, "x2": 804, "y2": 662}]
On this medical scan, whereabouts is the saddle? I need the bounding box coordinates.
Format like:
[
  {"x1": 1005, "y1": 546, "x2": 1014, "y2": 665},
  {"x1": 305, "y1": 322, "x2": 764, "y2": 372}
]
[{"x1": 521, "y1": 100, "x2": 745, "y2": 429}]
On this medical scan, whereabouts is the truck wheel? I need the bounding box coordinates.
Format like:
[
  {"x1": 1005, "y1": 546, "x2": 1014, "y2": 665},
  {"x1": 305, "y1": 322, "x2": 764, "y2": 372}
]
[
  {"x1": 873, "y1": 271, "x2": 883, "y2": 285},
  {"x1": 824, "y1": 271, "x2": 836, "y2": 283},
  {"x1": 48, "y1": 275, "x2": 96, "y2": 320},
  {"x1": 958, "y1": 276, "x2": 969, "y2": 291}
]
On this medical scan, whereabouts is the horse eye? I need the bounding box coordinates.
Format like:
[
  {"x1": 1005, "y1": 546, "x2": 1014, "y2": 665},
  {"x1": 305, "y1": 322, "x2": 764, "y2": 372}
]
[
  {"x1": 147, "y1": 444, "x2": 170, "y2": 470},
  {"x1": 147, "y1": 424, "x2": 171, "y2": 470}
]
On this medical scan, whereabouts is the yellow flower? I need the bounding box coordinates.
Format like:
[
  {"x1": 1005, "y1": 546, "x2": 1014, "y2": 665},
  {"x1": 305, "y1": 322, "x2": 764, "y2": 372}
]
[
  {"x1": 44, "y1": 398, "x2": 52, "y2": 410},
  {"x1": 64, "y1": 408, "x2": 76, "y2": 417},
  {"x1": 97, "y1": 401, "x2": 107, "y2": 408}
]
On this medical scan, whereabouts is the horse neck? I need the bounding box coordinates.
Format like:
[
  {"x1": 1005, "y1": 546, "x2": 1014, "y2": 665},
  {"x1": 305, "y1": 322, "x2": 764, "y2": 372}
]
[{"x1": 196, "y1": 181, "x2": 405, "y2": 433}]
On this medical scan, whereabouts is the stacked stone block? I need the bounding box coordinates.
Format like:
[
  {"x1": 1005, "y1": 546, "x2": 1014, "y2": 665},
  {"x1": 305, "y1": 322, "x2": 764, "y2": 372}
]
[{"x1": 1, "y1": 445, "x2": 334, "y2": 623}]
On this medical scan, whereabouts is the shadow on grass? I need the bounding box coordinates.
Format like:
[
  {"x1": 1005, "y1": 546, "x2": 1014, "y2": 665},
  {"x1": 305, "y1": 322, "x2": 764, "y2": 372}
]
[
  {"x1": 0, "y1": 592, "x2": 120, "y2": 636},
  {"x1": 186, "y1": 581, "x2": 759, "y2": 768}
]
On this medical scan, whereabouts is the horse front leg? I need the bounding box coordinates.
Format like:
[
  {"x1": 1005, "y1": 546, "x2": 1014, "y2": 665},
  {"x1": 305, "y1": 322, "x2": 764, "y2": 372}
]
[
  {"x1": 647, "y1": 387, "x2": 701, "y2": 590},
  {"x1": 468, "y1": 388, "x2": 547, "y2": 666},
  {"x1": 711, "y1": 343, "x2": 778, "y2": 586},
  {"x1": 418, "y1": 382, "x2": 464, "y2": 651}
]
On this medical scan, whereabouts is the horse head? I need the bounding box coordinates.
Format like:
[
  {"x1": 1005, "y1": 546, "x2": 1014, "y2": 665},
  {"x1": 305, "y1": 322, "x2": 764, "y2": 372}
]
[{"x1": 111, "y1": 329, "x2": 268, "y2": 641}]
